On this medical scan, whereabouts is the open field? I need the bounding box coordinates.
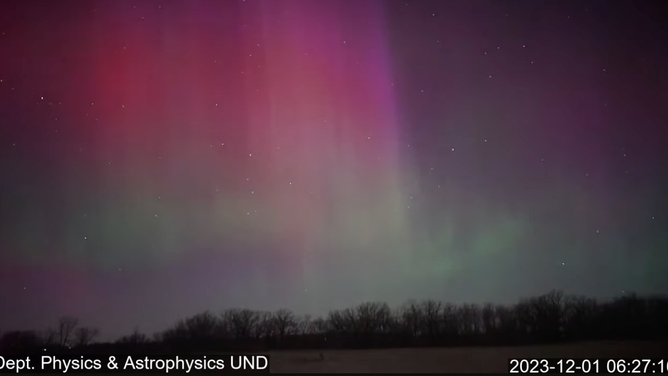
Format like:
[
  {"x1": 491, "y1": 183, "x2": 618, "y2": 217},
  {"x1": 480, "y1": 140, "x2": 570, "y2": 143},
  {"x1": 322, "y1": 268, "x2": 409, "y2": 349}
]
[{"x1": 269, "y1": 341, "x2": 668, "y2": 373}]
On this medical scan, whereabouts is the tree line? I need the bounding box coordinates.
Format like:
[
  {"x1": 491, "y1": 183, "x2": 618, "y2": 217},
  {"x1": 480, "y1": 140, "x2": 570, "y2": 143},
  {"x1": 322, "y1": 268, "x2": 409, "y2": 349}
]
[{"x1": 1, "y1": 290, "x2": 667, "y2": 354}]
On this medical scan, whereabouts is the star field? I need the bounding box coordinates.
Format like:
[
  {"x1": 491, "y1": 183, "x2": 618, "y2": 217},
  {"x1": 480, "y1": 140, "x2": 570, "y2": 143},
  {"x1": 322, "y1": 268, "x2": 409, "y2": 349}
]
[{"x1": 0, "y1": 0, "x2": 667, "y2": 338}]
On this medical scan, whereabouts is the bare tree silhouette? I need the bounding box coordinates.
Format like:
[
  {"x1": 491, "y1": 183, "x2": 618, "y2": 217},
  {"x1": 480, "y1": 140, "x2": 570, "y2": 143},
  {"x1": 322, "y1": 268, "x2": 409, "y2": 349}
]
[
  {"x1": 42, "y1": 327, "x2": 58, "y2": 347},
  {"x1": 272, "y1": 309, "x2": 297, "y2": 344},
  {"x1": 116, "y1": 327, "x2": 149, "y2": 346},
  {"x1": 4, "y1": 290, "x2": 668, "y2": 353},
  {"x1": 57, "y1": 316, "x2": 79, "y2": 347},
  {"x1": 73, "y1": 327, "x2": 99, "y2": 347}
]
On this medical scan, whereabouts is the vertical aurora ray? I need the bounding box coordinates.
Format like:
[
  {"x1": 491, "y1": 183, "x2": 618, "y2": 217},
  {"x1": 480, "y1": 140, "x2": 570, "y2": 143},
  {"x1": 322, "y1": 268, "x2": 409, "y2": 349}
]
[{"x1": 237, "y1": 0, "x2": 415, "y2": 305}]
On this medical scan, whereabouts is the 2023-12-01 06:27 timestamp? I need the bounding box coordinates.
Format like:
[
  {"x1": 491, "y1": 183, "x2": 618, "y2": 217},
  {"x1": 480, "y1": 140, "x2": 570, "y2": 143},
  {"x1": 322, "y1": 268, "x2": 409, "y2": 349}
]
[{"x1": 508, "y1": 358, "x2": 668, "y2": 373}]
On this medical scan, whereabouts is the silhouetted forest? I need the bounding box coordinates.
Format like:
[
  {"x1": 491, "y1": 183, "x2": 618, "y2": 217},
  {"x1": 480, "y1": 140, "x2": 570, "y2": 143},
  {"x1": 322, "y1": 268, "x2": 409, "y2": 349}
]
[{"x1": 2, "y1": 291, "x2": 667, "y2": 354}]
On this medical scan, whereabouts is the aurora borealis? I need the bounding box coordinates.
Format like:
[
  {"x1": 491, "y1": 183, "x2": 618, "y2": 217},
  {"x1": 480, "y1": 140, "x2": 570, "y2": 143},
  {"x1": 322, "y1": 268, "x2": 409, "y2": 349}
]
[{"x1": 1, "y1": 0, "x2": 667, "y2": 338}]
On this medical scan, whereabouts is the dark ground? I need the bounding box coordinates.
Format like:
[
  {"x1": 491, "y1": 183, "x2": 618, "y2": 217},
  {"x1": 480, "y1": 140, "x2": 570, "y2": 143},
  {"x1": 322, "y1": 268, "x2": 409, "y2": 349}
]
[{"x1": 268, "y1": 341, "x2": 667, "y2": 373}]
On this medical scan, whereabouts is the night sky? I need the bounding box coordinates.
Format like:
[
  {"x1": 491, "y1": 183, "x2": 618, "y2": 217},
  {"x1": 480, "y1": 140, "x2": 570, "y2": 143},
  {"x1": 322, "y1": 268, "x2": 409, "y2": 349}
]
[{"x1": 1, "y1": 0, "x2": 667, "y2": 339}]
